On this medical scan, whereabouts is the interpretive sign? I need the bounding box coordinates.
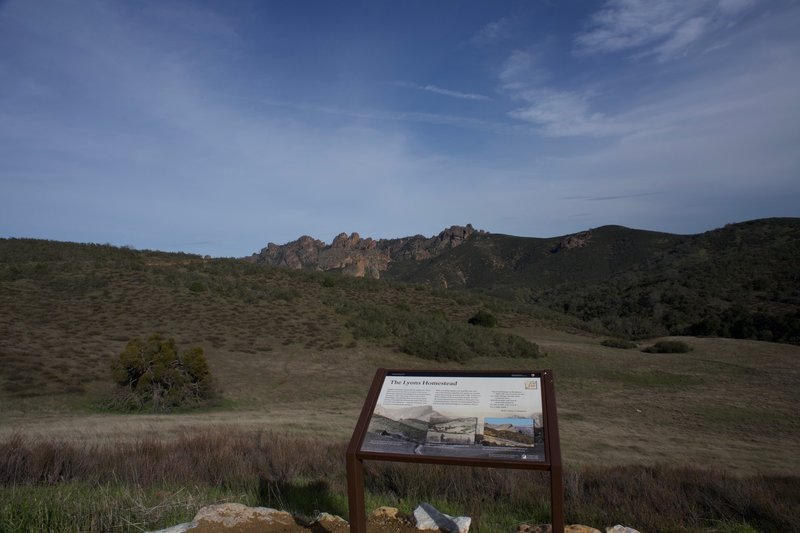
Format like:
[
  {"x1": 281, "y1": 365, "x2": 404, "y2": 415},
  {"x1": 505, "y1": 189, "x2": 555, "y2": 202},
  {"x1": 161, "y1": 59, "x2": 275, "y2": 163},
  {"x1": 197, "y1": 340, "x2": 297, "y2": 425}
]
[
  {"x1": 361, "y1": 372, "x2": 546, "y2": 462},
  {"x1": 346, "y1": 369, "x2": 564, "y2": 533}
]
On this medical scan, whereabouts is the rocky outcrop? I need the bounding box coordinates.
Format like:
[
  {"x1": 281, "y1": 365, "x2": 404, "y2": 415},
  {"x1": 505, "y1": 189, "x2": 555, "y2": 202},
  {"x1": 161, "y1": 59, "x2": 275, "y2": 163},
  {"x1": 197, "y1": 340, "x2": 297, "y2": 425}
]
[
  {"x1": 248, "y1": 224, "x2": 486, "y2": 279},
  {"x1": 257, "y1": 236, "x2": 325, "y2": 270},
  {"x1": 551, "y1": 230, "x2": 592, "y2": 253}
]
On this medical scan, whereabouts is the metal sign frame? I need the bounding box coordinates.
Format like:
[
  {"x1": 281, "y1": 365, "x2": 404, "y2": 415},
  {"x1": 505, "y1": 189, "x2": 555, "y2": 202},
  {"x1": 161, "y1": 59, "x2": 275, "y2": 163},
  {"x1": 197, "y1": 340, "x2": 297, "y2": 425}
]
[{"x1": 346, "y1": 368, "x2": 564, "y2": 533}]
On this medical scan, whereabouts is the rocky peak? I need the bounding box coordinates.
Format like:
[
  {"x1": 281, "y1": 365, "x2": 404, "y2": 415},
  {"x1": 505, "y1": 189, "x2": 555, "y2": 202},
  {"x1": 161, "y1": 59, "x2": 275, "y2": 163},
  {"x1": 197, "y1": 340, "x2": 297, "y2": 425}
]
[
  {"x1": 331, "y1": 232, "x2": 361, "y2": 249},
  {"x1": 436, "y1": 224, "x2": 480, "y2": 248},
  {"x1": 248, "y1": 224, "x2": 485, "y2": 278}
]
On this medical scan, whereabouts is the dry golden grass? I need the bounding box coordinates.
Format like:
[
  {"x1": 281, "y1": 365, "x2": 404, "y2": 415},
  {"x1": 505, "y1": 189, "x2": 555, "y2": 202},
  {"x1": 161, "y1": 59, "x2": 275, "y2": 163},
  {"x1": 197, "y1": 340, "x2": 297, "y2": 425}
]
[
  {"x1": 2, "y1": 429, "x2": 797, "y2": 532},
  {"x1": 2, "y1": 329, "x2": 798, "y2": 477}
]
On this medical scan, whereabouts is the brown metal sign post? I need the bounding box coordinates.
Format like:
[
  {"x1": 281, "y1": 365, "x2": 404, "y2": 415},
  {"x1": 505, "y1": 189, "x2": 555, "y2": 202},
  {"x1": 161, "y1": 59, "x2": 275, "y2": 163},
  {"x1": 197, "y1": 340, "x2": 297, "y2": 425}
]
[{"x1": 346, "y1": 369, "x2": 564, "y2": 533}]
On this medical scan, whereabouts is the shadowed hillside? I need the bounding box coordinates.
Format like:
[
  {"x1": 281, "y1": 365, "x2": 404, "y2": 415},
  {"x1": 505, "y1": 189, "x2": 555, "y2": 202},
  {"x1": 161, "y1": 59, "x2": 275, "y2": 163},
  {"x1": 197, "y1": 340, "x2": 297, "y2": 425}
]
[
  {"x1": 384, "y1": 224, "x2": 682, "y2": 291},
  {"x1": 529, "y1": 218, "x2": 800, "y2": 340}
]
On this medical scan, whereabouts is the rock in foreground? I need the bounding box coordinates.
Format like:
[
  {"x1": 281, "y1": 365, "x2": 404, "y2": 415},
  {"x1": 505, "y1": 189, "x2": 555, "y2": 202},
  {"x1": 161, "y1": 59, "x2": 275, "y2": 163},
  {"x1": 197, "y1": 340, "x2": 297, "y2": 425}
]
[
  {"x1": 150, "y1": 502, "x2": 630, "y2": 533},
  {"x1": 412, "y1": 503, "x2": 471, "y2": 533}
]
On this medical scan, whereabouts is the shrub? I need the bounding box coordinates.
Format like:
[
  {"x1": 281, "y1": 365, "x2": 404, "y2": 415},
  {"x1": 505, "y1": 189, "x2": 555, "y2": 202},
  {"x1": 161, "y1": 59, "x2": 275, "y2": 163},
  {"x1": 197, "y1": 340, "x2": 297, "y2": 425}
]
[
  {"x1": 601, "y1": 338, "x2": 637, "y2": 349},
  {"x1": 468, "y1": 310, "x2": 497, "y2": 328},
  {"x1": 187, "y1": 280, "x2": 205, "y2": 292},
  {"x1": 642, "y1": 340, "x2": 691, "y2": 353},
  {"x1": 108, "y1": 334, "x2": 217, "y2": 412},
  {"x1": 345, "y1": 303, "x2": 540, "y2": 362}
]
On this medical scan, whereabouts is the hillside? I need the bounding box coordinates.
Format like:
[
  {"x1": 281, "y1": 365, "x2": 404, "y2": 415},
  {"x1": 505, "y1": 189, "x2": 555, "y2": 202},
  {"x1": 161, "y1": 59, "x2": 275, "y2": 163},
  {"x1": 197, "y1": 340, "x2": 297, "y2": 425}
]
[
  {"x1": 0, "y1": 238, "x2": 546, "y2": 402},
  {"x1": 530, "y1": 218, "x2": 800, "y2": 340},
  {"x1": 384, "y1": 224, "x2": 682, "y2": 290},
  {"x1": 1, "y1": 237, "x2": 799, "y2": 532},
  {"x1": 249, "y1": 218, "x2": 800, "y2": 343}
]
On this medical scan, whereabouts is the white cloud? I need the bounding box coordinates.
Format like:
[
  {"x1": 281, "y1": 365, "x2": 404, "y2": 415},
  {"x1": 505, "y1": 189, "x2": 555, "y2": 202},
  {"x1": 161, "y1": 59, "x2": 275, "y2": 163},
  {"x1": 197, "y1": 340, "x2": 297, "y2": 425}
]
[{"x1": 508, "y1": 89, "x2": 627, "y2": 137}]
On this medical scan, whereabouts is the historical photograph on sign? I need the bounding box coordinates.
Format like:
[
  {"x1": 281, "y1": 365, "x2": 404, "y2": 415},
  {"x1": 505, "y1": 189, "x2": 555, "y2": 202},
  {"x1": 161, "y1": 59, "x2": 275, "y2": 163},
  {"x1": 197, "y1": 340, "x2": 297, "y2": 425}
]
[{"x1": 360, "y1": 374, "x2": 545, "y2": 462}]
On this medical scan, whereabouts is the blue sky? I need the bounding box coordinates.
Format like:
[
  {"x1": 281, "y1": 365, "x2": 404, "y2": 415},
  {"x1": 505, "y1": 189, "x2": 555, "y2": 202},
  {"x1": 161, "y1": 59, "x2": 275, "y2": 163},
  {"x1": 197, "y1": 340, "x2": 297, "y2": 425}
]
[{"x1": 1, "y1": 0, "x2": 798, "y2": 257}]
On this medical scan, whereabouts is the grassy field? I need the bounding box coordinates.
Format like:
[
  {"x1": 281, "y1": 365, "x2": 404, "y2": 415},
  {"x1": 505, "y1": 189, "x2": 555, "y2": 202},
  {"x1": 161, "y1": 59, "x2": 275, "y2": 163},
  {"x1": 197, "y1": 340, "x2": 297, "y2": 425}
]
[
  {"x1": 3, "y1": 327, "x2": 797, "y2": 476},
  {"x1": 1, "y1": 239, "x2": 798, "y2": 531}
]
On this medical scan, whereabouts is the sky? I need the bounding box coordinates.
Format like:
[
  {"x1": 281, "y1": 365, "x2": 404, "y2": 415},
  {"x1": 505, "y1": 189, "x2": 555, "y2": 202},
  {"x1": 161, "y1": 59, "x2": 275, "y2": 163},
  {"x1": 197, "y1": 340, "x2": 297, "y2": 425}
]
[{"x1": 1, "y1": 0, "x2": 798, "y2": 257}]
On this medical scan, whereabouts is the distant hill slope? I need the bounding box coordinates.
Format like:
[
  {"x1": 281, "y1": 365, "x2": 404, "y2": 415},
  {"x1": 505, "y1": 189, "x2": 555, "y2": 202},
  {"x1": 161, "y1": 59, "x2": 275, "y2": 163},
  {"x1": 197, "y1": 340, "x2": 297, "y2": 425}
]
[
  {"x1": 530, "y1": 218, "x2": 800, "y2": 341},
  {"x1": 383, "y1": 225, "x2": 682, "y2": 290},
  {"x1": 250, "y1": 218, "x2": 800, "y2": 343}
]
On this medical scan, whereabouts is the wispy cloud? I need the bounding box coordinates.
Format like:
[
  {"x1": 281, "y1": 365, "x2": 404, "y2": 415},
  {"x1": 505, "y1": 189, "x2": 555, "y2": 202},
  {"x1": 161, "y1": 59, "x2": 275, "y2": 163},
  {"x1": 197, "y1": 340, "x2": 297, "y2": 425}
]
[
  {"x1": 498, "y1": 49, "x2": 548, "y2": 91},
  {"x1": 507, "y1": 89, "x2": 625, "y2": 137},
  {"x1": 575, "y1": 0, "x2": 697, "y2": 54},
  {"x1": 563, "y1": 192, "x2": 666, "y2": 201},
  {"x1": 217, "y1": 92, "x2": 512, "y2": 132},
  {"x1": 718, "y1": 0, "x2": 756, "y2": 15},
  {"x1": 471, "y1": 17, "x2": 511, "y2": 45},
  {"x1": 574, "y1": 0, "x2": 756, "y2": 61},
  {"x1": 398, "y1": 82, "x2": 490, "y2": 101},
  {"x1": 650, "y1": 16, "x2": 709, "y2": 60},
  {"x1": 498, "y1": 48, "x2": 626, "y2": 137}
]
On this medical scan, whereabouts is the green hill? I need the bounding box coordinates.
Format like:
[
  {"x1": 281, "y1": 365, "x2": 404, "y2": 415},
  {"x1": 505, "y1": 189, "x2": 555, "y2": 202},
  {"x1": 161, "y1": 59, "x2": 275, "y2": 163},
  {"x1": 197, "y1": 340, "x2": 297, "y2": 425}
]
[
  {"x1": 530, "y1": 218, "x2": 800, "y2": 341},
  {"x1": 384, "y1": 218, "x2": 800, "y2": 343}
]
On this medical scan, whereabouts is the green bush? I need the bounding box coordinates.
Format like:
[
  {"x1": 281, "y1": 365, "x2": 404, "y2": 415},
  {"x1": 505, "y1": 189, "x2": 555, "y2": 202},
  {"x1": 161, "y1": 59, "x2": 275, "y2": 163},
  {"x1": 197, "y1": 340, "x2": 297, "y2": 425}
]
[
  {"x1": 345, "y1": 303, "x2": 540, "y2": 362},
  {"x1": 468, "y1": 310, "x2": 498, "y2": 328},
  {"x1": 642, "y1": 340, "x2": 691, "y2": 353},
  {"x1": 601, "y1": 338, "x2": 637, "y2": 349},
  {"x1": 108, "y1": 334, "x2": 217, "y2": 412}
]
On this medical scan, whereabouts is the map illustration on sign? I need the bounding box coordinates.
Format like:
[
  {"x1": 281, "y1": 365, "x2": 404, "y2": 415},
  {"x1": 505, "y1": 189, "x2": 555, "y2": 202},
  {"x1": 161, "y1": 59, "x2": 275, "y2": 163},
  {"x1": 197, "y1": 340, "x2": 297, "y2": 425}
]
[{"x1": 360, "y1": 373, "x2": 546, "y2": 462}]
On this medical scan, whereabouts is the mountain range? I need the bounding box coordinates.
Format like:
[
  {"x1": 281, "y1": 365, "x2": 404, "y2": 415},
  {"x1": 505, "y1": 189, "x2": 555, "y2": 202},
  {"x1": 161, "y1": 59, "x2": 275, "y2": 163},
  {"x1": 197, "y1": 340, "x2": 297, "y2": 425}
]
[{"x1": 250, "y1": 218, "x2": 800, "y2": 342}]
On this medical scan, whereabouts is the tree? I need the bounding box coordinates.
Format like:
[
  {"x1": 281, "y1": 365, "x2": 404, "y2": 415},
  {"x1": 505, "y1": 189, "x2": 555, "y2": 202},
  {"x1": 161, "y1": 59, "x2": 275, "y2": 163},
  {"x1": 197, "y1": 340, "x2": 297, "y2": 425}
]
[{"x1": 110, "y1": 334, "x2": 216, "y2": 411}]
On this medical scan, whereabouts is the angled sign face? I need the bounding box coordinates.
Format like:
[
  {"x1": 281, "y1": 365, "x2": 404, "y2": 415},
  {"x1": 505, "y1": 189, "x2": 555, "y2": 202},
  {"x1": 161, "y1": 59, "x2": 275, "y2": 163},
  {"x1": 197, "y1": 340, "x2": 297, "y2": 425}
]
[
  {"x1": 357, "y1": 370, "x2": 548, "y2": 466},
  {"x1": 346, "y1": 368, "x2": 564, "y2": 533}
]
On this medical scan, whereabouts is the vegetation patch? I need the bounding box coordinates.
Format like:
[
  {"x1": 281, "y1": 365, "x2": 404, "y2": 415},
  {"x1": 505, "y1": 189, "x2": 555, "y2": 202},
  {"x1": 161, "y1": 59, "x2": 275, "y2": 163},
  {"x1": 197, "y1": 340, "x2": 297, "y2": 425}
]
[
  {"x1": 601, "y1": 338, "x2": 637, "y2": 349},
  {"x1": 467, "y1": 309, "x2": 497, "y2": 328},
  {"x1": 341, "y1": 303, "x2": 540, "y2": 362},
  {"x1": 105, "y1": 334, "x2": 218, "y2": 412},
  {"x1": 603, "y1": 370, "x2": 703, "y2": 388},
  {"x1": 0, "y1": 432, "x2": 797, "y2": 533},
  {"x1": 642, "y1": 340, "x2": 692, "y2": 353}
]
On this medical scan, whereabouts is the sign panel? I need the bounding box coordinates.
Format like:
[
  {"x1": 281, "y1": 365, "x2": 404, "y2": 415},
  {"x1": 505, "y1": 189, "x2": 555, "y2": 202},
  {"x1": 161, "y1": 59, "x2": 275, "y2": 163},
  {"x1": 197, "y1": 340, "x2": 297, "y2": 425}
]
[{"x1": 359, "y1": 371, "x2": 546, "y2": 463}]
